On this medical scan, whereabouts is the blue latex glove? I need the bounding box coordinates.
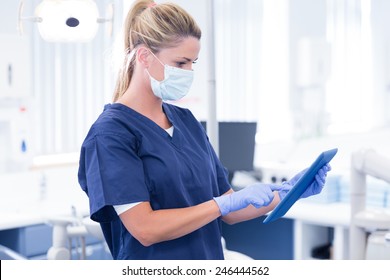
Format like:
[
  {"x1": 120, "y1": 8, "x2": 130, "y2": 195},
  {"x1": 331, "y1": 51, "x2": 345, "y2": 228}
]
[
  {"x1": 213, "y1": 183, "x2": 283, "y2": 216},
  {"x1": 278, "y1": 163, "x2": 332, "y2": 201}
]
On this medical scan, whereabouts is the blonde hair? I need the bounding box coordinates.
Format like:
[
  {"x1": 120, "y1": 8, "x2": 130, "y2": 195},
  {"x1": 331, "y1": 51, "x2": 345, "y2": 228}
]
[{"x1": 112, "y1": 0, "x2": 202, "y2": 102}]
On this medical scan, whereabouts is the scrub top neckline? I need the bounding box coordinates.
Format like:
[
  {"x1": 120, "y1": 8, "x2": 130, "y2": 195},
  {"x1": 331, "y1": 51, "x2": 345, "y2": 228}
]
[{"x1": 107, "y1": 102, "x2": 183, "y2": 148}]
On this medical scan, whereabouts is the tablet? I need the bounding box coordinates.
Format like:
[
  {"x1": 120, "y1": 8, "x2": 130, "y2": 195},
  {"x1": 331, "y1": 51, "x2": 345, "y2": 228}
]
[{"x1": 263, "y1": 148, "x2": 338, "y2": 224}]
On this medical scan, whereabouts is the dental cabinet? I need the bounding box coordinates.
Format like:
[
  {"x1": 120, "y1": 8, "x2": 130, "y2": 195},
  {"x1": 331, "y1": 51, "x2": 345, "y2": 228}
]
[
  {"x1": 0, "y1": 34, "x2": 33, "y2": 174},
  {"x1": 222, "y1": 201, "x2": 349, "y2": 260},
  {"x1": 286, "y1": 201, "x2": 350, "y2": 259}
]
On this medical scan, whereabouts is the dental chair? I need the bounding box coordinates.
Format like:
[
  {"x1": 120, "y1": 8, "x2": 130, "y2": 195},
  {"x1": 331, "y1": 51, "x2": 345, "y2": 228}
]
[
  {"x1": 350, "y1": 149, "x2": 390, "y2": 259},
  {"x1": 0, "y1": 244, "x2": 27, "y2": 260}
]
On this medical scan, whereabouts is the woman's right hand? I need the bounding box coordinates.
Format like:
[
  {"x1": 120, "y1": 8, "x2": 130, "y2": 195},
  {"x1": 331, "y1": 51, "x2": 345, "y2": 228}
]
[{"x1": 213, "y1": 183, "x2": 282, "y2": 216}]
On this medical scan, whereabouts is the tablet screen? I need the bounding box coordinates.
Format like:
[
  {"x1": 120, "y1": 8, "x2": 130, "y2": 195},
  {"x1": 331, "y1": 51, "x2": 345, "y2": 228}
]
[{"x1": 263, "y1": 148, "x2": 338, "y2": 224}]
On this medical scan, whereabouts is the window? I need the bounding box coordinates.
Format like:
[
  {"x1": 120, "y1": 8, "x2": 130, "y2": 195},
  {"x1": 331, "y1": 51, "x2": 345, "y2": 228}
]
[
  {"x1": 325, "y1": 0, "x2": 374, "y2": 134},
  {"x1": 214, "y1": 0, "x2": 386, "y2": 144}
]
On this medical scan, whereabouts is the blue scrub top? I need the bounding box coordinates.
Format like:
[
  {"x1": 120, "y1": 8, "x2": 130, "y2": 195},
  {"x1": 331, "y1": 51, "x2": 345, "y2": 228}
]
[{"x1": 78, "y1": 103, "x2": 231, "y2": 259}]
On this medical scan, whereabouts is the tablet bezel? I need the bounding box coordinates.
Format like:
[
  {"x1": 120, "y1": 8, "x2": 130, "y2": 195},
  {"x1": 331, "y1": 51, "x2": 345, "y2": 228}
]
[{"x1": 263, "y1": 148, "x2": 338, "y2": 224}]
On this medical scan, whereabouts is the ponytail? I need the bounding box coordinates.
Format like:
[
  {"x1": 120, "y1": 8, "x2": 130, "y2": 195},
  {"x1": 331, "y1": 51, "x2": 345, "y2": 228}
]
[{"x1": 113, "y1": 0, "x2": 153, "y2": 102}]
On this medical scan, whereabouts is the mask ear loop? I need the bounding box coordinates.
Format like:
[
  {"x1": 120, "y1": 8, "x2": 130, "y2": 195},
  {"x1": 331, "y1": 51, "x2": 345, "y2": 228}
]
[
  {"x1": 148, "y1": 49, "x2": 165, "y2": 67},
  {"x1": 141, "y1": 48, "x2": 163, "y2": 83}
]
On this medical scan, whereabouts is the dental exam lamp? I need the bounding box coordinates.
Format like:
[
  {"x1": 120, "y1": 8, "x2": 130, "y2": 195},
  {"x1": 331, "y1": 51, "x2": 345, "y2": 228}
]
[{"x1": 18, "y1": 0, "x2": 114, "y2": 42}]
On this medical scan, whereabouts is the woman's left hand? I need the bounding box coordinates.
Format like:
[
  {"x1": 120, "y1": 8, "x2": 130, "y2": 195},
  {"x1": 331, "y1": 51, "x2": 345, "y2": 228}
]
[{"x1": 278, "y1": 164, "x2": 332, "y2": 200}]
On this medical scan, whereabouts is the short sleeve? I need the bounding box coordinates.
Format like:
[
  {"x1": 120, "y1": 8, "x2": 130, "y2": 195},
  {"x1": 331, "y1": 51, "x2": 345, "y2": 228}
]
[{"x1": 78, "y1": 133, "x2": 150, "y2": 223}]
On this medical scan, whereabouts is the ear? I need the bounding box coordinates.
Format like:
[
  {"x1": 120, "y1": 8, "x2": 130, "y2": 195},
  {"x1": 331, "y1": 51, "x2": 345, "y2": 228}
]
[{"x1": 136, "y1": 47, "x2": 151, "y2": 68}]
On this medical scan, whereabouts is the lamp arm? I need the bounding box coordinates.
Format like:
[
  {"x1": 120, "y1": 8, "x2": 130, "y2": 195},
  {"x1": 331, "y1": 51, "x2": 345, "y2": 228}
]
[
  {"x1": 17, "y1": 1, "x2": 42, "y2": 35},
  {"x1": 97, "y1": 3, "x2": 114, "y2": 37}
]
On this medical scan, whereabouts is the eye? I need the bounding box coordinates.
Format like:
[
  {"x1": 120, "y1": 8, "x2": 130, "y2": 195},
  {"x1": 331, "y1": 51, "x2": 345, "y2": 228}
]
[
  {"x1": 174, "y1": 58, "x2": 198, "y2": 69},
  {"x1": 175, "y1": 61, "x2": 187, "y2": 68}
]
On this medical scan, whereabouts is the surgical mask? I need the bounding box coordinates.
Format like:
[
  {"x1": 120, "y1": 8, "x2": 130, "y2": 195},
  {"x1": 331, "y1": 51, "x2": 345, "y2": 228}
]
[{"x1": 146, "y1": 52, "x2": 194, "y2": 101}]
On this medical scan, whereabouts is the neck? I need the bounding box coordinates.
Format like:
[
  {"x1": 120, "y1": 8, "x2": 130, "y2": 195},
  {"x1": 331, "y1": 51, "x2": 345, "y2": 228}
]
[
  {"x1": 118, "y1": 68, "x2": 162, "y2": 111},
  {"x1": 117, "y1": 81, "x2": 171, "y2": 129}
]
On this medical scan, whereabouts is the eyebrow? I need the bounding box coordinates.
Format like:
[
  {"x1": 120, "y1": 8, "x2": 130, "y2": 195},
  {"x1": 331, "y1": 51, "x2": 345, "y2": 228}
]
[{"x1": 178, "y1": 57, "x2": 198, "y2": 62}]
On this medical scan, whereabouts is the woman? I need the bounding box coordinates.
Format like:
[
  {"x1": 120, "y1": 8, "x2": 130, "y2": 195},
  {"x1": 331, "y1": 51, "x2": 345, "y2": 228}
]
[{"x1": 78, "y1": 0, "x2": 331, "y2": 260}]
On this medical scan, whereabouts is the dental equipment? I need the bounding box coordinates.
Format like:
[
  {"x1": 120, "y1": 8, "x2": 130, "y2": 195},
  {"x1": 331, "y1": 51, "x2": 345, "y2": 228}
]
[
  {"x1": 46, "y1": 216, "x2": 88, "y2": 260},
  {"x1": 18, "y1": 0, "x2": 114, "y2": 42},
  {"x1": 350, "y1": 149, "x2": 390, "y2": 259},
  {"x1": 46, "y1": 210, "x2": 109, "y2": 260}
]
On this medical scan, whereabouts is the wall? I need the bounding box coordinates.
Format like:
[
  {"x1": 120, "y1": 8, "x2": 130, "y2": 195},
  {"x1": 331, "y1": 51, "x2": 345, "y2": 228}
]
[{"x1": 0, "y1": 1, "x2": 20, "y2": 34}]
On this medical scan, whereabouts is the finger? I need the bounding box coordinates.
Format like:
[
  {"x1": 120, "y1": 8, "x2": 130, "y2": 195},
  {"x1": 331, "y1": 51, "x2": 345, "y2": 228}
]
[
  {"x1": 318, "y1": 168, "x2": 325, "y2": 178},
  {"x1": 251, "y1": 198, "x2": 265, "y2": 208},
  {"x1": 269, "y1": 184, "x2": 286, "y2": 192},
  {"x1": 251, "y1": 192, "x2": 275, "y2": 208},
  {"x1": 263, "y1": 192, "x2": 275, "y2": 206},
  {"x1": 315, "y1": 173, "x2": 326, "y2": 186}
]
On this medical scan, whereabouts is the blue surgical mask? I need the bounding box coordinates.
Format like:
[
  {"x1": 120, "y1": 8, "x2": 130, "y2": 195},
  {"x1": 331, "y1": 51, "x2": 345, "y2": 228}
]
[{"x1": 146, "y1": 52, "x2": 194, "y2": 101}]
